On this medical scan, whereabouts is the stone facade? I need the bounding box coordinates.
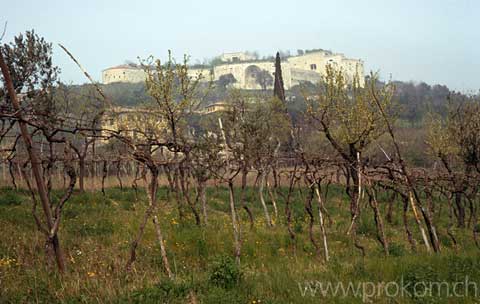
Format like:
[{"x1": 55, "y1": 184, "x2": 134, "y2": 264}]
[
  {"x1": 100, "y1": 106, "x2": 167, "y2": 144},
  {"x1": 200, "y1": 102, "x2": 231, "y2": 114},
  {"x1": 220, "y1": 52, "x2": 256, "y2": 62},
  {"x1": 102, "y1": 64, "x2": 147, "y2": 84},
  {"x1": 102, "y1": 50, "x2": 364, "y2": 88}
]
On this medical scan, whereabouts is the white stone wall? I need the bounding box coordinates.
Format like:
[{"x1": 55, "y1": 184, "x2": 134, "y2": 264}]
[
  {"x1": 187, "y1": 68, "x2": 213, "y2": 81},
  {"x1": 220, "y1": 52, "x2": 255, "y2": 62},
  {"x1": 211, "y1": 51, "x2": 364, "y2": 89},
  {"x1": 286, "y1": 51, "x2": 364, "y2": 83},
  {"x1": 102, "y1": 67, "x2": 212, "y2": 84},
  {"x1": 102, "y1": 67, "x2": 147, "y2": 84},
  {"x1": 102, "y1": 50, "x2": 365, "y2": 88},
  {"x1": 214, "y1": 61, "x2": 276, "y2": 90},
  {"x1": 341, "y1": 58, "x2": 365, "y2": 86},
  {"x1": 289, "y1": 68, "x2": 322, "y2": 87}
]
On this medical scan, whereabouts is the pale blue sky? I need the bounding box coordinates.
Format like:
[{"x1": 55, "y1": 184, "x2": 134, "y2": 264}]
[{"x1": 3, "y1": 0, "x2": 479, "y2": 92}]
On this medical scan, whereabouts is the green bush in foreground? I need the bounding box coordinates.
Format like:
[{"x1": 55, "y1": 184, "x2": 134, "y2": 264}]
[
  {"x1": 209, "y1": 256, "x2": 243, "y2": 289},
  {"x1": 0, "y1": 189, "x2": 24, "y2": 206}
]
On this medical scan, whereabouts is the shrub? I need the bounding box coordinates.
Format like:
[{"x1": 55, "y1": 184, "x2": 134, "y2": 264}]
[
  {"x1": 438, "y1": 233, "x2": 452, "y2": 248},
  {"x1": 0, "y1": 190, "x2": 24, "y2": 206},
  {"x1": 474, "y1": 224, "x2": 480, "y2": 233},
  {"x1": 208, "y1": 256, "x2": 242, "y2": 289},
  {"x1": 388, "y1": 242, "x2": 405, "y2": 257},
  {"x1": 356, "y1": 216, "x2": 376, "y2": 237},
  {"x1": 293, "y1": 219, "x2": 303, "y2": 233}
]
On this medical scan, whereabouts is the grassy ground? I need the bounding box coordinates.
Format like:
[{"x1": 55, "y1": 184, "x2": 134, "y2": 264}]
[{"x1": 0, "y1": 185, "x2": 479, "y2": 303}]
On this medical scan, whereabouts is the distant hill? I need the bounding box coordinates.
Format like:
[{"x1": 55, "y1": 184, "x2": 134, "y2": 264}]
[{"x1": 66, "y1": 79, "x2": 475, "y2": 125}]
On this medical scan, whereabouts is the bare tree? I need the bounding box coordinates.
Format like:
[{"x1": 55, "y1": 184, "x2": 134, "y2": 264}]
[{"x1": 305, "y1": 66, "x2": 396, "y2": 256}]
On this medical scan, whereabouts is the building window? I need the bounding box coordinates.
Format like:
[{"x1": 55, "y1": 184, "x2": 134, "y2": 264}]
[{"x1": 310, "y1": 64, "x2": 317, "y2": 70}]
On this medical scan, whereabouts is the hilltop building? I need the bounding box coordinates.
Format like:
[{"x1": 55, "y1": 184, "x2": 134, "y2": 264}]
[
  {"x1": 102, "y1": 49, "x2": 364, "y2": 89},
  {"x1": 220, "y1": 52, "x2": 257, "y2": 62}
]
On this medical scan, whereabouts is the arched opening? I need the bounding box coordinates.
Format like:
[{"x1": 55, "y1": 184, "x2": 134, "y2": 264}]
[
  {"x1": 245, "y1": 65, "x2": 262, "y2": 89},
  {"x1": 244, "y1": 65, "x2": 273, "y2": 90}
]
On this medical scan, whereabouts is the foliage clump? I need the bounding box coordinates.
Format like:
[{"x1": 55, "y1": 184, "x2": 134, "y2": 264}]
[
  {"x1": 0, "y1": 189, "x2": 23, "y2": 206},
  {"x1": 208, "y1": 256, "x2": 243, "y2": 289}
]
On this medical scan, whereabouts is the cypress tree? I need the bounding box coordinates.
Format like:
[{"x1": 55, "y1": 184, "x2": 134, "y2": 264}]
[{"x1": 273, "y1": 52, "x2": 286, "y2": 103}]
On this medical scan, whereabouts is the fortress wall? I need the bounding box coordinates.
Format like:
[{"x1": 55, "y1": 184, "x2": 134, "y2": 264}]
[
  {"x1": 103, "y1": 67, "x2": 213, "y2": 84},
  {"x1": 214, "y1": 63, "x2": 243, "y2": 76},
  {"x1": 102, "y1": 51, "x2": 364, "y2": 88},
  {"x1": 213, "y1": 64, "x2": 247, "y2": 88},
  {"x1": 287, "y1": 52, "x2": 332, "y2": 73},
  {"x1": 102, "y1": 68, "x2": 146, "y2": 84},
  {"x1": 214, "y1": 61, "x2": 276, "y2": 89},
  {"x1": 221, "y1": 52, "x2": 255, "y2": 62},
  {"x1": 282, "y1": 63, "x2": 293, "y2": 89},
  {"x1": 286, "y1": 52, "x2": 363, "y2": 84},
  {"x1": 289, "y1": 68, "x2": 322, "y2": 87},
  {"x1": 243, "y1": 61, "x2": 275, "y2": 90},
  {"x1": 339, "y1": 59, "x2": 365, "y2": 86},
  {"x1": 188, "y1": 68, "x2": 213, "y2": 81}
]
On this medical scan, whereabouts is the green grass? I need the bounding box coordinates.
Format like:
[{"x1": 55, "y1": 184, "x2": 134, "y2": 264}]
[{"x1": 0, "y1": 185, "x2": 479, "y2": 303}]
